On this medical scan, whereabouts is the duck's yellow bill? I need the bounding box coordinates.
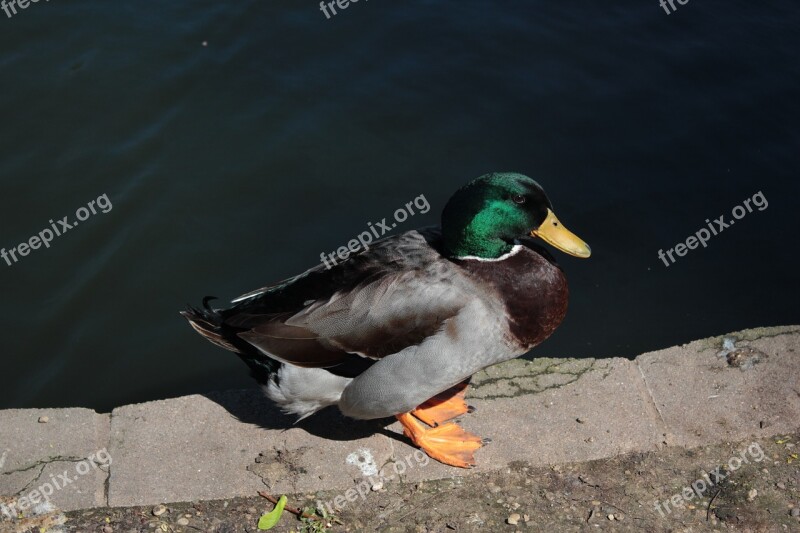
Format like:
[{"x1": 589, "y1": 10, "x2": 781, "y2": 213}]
[{"x1": 530, "y1": 209, "x2": 591, "y2": 258}]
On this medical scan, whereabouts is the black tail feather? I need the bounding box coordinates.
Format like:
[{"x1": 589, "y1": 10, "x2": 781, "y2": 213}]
[
  {"x1": 181, "y1": 296, "x2": 239, "y2": 352},
  {"x1": 181, "y1": 296, "x2": 281, "y2": 385}
]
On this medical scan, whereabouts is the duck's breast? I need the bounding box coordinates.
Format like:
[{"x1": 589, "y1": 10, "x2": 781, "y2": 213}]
[{"x1": 457, "y1": 245, "x2": 569, "y2": 350}]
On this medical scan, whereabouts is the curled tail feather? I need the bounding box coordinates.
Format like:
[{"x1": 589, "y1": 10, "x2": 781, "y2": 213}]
[
  {"x1": 181, "y1": 296, "x2": 282, "y2": 385},
  {"x1": 180, "y1": 297, "x2": 239, "y2": 352}
]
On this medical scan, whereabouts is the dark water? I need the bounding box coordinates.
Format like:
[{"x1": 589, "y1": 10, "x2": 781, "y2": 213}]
[{"x1": 1, "y1": 1, "x2": 798, "y2": 412}]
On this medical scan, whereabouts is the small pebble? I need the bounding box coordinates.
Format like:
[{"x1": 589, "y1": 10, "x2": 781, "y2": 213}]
[
  {"x1": 38, "y1": 416, "x2": 49, "y2": 423},
  {"x1": 747, "y1": 489, "x2": 758, "y2": 502},
  {"x1": 777, "y1": 482, "x2": 786, "y2": 490},
  {"x1": 790, "y1": 507, "x2": 800, "y2": 517},
  {"x1": 177, "y1": 518, "x2": 189, "y2": 526},
  {"x1": 102, "y1": 527, "x2": 113, "y2": 533},
  {"x1": 371, "y1": 482, "x2": 383, "y2": 491},
  {"x1": 607, "y1": 514, "x2": 615, "y2": 521},
  {"x1": 152, "y1": 504, "x2": 167, "y2": 516},
  {"x1": 507, "y1": 513, "x2": 520, "y2": 525}
]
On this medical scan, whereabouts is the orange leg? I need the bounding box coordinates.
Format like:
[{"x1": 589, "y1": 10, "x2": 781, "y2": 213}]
[
  {"x1": 411, "y1": 381, "x2": 473, "y2": 427},
  {"x1": 396, "y1": 413, "x2": 484, "y2": 468}
]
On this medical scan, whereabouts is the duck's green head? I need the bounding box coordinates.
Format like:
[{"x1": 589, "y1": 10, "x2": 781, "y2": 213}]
[{"x1": 441, "y1": 172, "x2": 591, "y2": 259}]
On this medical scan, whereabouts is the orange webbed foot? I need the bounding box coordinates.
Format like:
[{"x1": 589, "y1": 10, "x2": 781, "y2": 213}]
[
  {"x1": 396, "y1": 413, "x2": 484, "y2": 468},
  {"x1": 398, "y1": 382, "x2": 485, "y2": 468}
]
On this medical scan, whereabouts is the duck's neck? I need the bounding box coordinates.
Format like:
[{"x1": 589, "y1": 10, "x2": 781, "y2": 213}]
[{"x1": 444, "y1": 217, "x2": 514, "y2": 259}]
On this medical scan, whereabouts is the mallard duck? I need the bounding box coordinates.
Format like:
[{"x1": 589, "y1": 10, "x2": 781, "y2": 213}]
[{"x1": 182, "y1": 172, "x2": 590, "y2": 468}]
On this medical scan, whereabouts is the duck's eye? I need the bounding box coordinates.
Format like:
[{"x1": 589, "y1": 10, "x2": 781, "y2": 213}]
[{"x1": 512, "y1": 194, "x2": 526, "y2": 205}]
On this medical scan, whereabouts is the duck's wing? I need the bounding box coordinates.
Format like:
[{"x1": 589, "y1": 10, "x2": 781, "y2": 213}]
[{"x1": 220, "y1": 228, "x2": 481, "y2": 370}]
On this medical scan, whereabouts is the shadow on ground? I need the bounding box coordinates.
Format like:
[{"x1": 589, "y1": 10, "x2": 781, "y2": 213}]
[{"x1": 203, "y1": 389, "x2": 400, "y2": 443}]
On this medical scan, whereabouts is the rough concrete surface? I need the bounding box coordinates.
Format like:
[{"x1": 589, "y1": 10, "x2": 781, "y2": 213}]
[
  {"x1": 637, "y1": 326, "x2": 800, "y2": 449},
  {"x1": 107, "y1": 390, "x2": 395, "y2": 508},
  {"x1": 1, "y1": 326, "x2": 798, "y2": 520},
  {"x1": 396, "y1": 357, "x2": 664, "y2": 483},
  {"x1": 0, "y1": 409, "x2": 109, "y2": 512}
]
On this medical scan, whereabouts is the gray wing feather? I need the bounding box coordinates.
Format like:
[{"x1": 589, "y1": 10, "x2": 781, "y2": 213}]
[{"x1": 231, "y1": 229, "x2": 483, "y2": 363}]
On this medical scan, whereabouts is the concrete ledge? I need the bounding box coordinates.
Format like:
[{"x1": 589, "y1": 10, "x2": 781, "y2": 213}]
[
  {"x1": 637, "y1": 325, "x2": 800, "y2": 447},
  {"x1": 107, "y1": 391, "x2": 394, "y2": 507},
  {"x1": 0, "y1": 409, "x2": 109, "y2": 512},
  {"x1": 400, "y1": 357, "x2": 664, "y2": 483},
  {"x1": 1, "y1": 326, "x2": 798, "y2": 512}
]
